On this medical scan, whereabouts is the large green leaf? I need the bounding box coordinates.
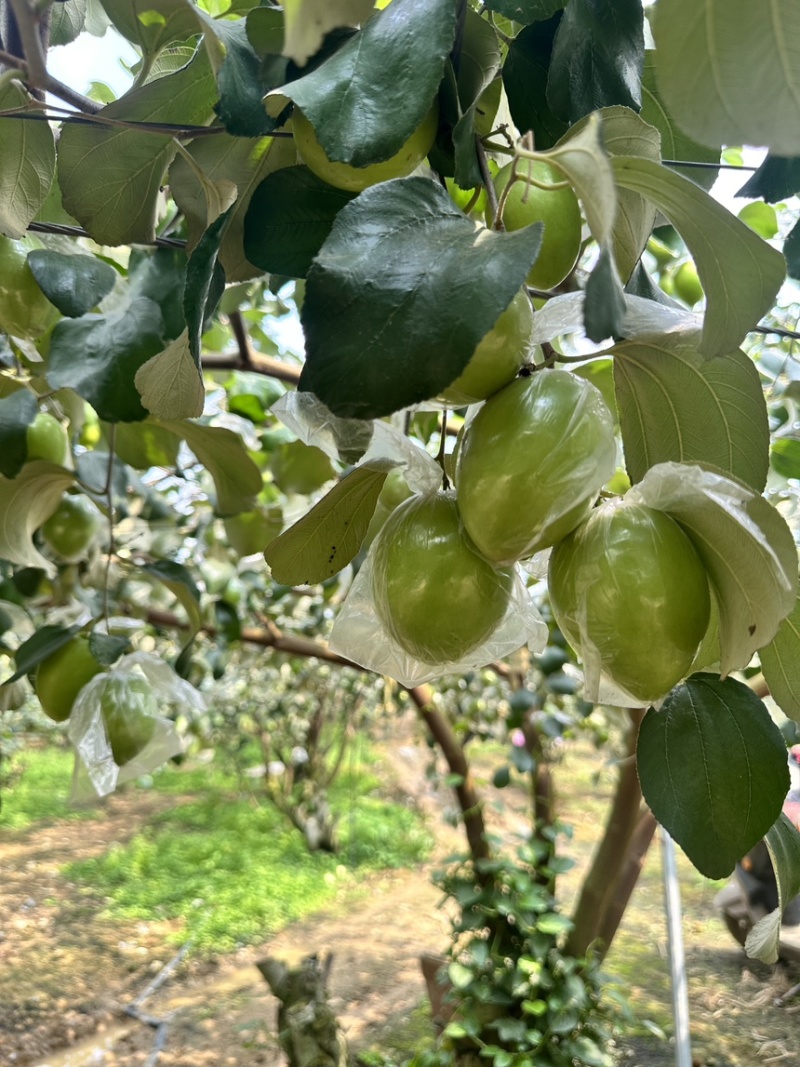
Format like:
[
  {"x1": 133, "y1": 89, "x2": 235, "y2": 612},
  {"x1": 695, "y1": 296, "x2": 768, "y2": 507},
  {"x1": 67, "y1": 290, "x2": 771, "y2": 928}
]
[
  {"x1": 746, "y1": 815, "x2": 800, "y2": 963},
  {"x1": 169, "y1": 133, "x2": 296, "y2": 281},
  {"x1": 739, "y1": 155, "x2": 800, "y2": 203},
  {"x1": 128, "y1": 248, "x2": 187, "y2": 340},
  {"x1": 547, "y1": 0, "x2": 644, "y2": 123},
  {"x1": 183, "y1": 209, "x2": 229, "y2": 368},
  {"x1": 210, "y1": 20, "x2": 282, "y2": 137},
  {"x1": 26, "y1": 250, "x2": 117, "y2": 318},
  {"x1": 0, "y1": 82, "x2": 56, "y2": 239},
  {"x1": 243, "y1": 166, "x2": 355, "y2": 279},
  {"x1": 57, "y1": 49, "x2": 217, "y2": 245},
  {"x1": 569, "y1": 106, "x2": 659, "y2": 281},
  {"x1": 281, "y1": 0, "x2": 374, "y2": 66},
  {"x1": 160, "y1": 420, "x2": 262, "y2": 516},
  {"x1": 135, "y1": 330, "x2": 205, "y2": 420},
  {"x1": 611, "y1": 156, "x2": 786, "y2": 357},
  {"x1": 641, "y1": 51, "x2": 719, "y2": 192},
  {"x1": 98, "y1": 0, "x2": 200, "y2": 57},
  {"x1": 630, "y1": 462, "x2": 798, "y2": 676},
  {"x1": 614, "y1": 337, "x2": 769, "y2": 491},
  {"x1": 0, "y1": 390, "x2": 37, "y2": 479},
  {"x1": 760, "y1": 591, "x2": 800, "y2": 723},
  {"x1": 270, "y1": 0, "x2": 457, "y2": 166},
  {"x1": 298, "y1": 176, "x2": 543, "y2": 419},
  {"x1": 653, "y1": 0, "x2": 800, "y2": 156},
  {"x1": 47, "y1": 298, "x2": 165, "y2": 423},
  {"x1": 0, "y1": 462, "x2": 76, "y2": 574},
  {"x1": 503, "y1": 17, "x2": 568, "y2": 151},
  {"x1": 637, "y1": 674, "x2": 789, "y2": 879},
  {"x1": 265, "y1": 462, "x2": 392, "y2": 585}
]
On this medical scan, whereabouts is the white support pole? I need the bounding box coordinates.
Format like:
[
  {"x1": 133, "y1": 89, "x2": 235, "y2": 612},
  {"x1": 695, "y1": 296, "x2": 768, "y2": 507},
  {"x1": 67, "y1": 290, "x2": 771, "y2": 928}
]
[{"x1": 660, "y1": 826, "x2": 692, "y2": 1067}]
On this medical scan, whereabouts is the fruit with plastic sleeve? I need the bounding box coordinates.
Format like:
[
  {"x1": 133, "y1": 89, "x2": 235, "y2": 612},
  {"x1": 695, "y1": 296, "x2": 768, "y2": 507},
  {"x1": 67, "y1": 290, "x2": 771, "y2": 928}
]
[
  {"x1": 548, "y1": 501, "x2": 711, "y2": 703},
  {"x1": 97, "y1": 673, "x2": 158, "y2": 765},
  {"x1": 456, "y1": 370, "x2": 616, "y2": 565},
  {"x1": 371, "y1": 493, "x2": 513, "y2": 664}
]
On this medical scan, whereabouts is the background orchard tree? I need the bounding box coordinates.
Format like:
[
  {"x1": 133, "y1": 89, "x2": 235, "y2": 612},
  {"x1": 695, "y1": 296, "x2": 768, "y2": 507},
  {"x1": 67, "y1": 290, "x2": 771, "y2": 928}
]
[{"x1": 1, "y1": 0, "x2": 800, "y2": 1063}]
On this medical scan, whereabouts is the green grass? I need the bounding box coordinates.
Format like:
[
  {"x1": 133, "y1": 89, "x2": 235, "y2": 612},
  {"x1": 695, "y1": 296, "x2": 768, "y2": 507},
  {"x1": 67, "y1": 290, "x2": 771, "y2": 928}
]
[{"x1": 0, "y1": 745, "x2": 96, "y2": 829}]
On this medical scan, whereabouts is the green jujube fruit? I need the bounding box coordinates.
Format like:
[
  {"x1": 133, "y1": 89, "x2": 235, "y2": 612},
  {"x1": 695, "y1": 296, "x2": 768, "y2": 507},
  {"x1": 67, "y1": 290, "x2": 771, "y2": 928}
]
[
  {"x1": 98, "y1": 673, "x2": 158, "y2": 765},
  {"x1": 371, "y1": 493, "x2": 513, "y2": 664},
  {"x1": 456, "y1": 371, "x2": 616, "y2": 565},
  {"x1": 35, "y1": 635, "x2": 104, "y2": 723},
  {"x1": 548, "y1": 502, "x2": 712, "y2": 703}
]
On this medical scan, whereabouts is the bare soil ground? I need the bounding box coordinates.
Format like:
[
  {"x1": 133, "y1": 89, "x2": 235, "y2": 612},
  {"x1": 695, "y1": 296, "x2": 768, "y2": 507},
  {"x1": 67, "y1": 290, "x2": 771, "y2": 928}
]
[{"x1": 1, "y1": 739, "x2": 799, "y2": 1067}]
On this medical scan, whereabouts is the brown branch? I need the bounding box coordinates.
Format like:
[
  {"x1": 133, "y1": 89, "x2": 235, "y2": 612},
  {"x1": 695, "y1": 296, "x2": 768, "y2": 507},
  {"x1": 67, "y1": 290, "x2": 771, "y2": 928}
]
[
  {"x1": 0, "y1": 47, "x2": 103, "y2": 113},
  {"x1": 566, "y1": 708, "x2": 646, "y2": 958},
  {"x1": 594, "y1": 806, "x2": 658, "y2": 956},
  {"x1": 140, "y1": 606, "x2": 490, "y2": 865}
]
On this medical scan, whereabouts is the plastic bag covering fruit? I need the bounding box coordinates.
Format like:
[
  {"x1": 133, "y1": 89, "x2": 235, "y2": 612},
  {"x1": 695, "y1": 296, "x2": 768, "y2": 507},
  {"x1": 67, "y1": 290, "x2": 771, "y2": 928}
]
[
  {"x1": 491, "y1": 159, "x2": 582, "y2": 290},
  {"x1": 41, "y1": 493, "x2": 101, "y2": 561},
  {"x1": 439, "y1": 289, "x2": 534, "y2": 405},
  {"x1": 292, "y1": 103, "x2": 439, "y2": 193},
  {"x1": 548, "y1": 501, "x2": 711, "y2": 704},
  {"x1": 456, "y1": 370, "x2": 616, "y2": 565},
  {"x1": 0, "y1": 237, "x2": 59, "y2": 339},
  {"x1": 97, "y1": 673, "x2": 158, "y2": 765},
  {"x1": 35, "y1": 635, "x2": 103, "y2": 722},
  {"x1": 370, "y1": 493, "x2": 514, "y2": 664}
]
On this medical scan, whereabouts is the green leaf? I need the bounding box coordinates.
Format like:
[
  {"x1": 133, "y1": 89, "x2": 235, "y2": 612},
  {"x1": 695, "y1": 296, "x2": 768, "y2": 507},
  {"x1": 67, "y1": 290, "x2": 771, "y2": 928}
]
[
  {"x1": 265, "y1": 463, "x2": 391, "y2": 585},
  {"x1": 503, "y1": 17, "x2": 569, "y2": 151},
  {"x1": 6, "y1": 623, "x2": 82, "y2": 684},
  {"x1": 271, "y1": 440, "x2": 335, "y2": 495},
  {"x1": 760, "y1": 592, "x2": 800, "y2": 723},
  {"x1": 112, "y1": 419, "x2": 181, "y2": 469},
  {"x1": 57, "y1": 48, "x2": 217, "y2": 245},
  {"x1": 613, "y1": 337, "x2": 769, "y2": 491},
  {"x1": 51, "y1": 0, "x2": 88, "y2": 46},
  {"x1": 211, "y1": 20, "x2": 281, "y2": 137},
  {"x1": 738, "y1": 155, "x2": 800, "y2": 202},
  {"x1": 455, "y1": 8, "x2": 502, "y2": 115},
  {"x1": 629, "y1": 462, "x2": 798, "y2": 676},
  {"x1": 88, "y1": 632, "x2": 130, "y2": 666},
  {"x1": 0, "y1": 81, "x2": 56, "y2": 239},
  {"x1": 47, "y1": 297, "x2": 165, "y2": 423},
  {"x1": 584, "y1": 245, "x2": 625, "y2": 342},
  {"x1": 640, "y1": 51, "x2": 719, "y2": 192},
  {"x1": 184, "y1": 210, "x2": 230, "y2": 368},
  {"x1": 746, "y1": 815, "x2": 800, "y2": 963},
  {"x1": 549, "y1": 112, "x2": 616, "y2": 246},
  {"x1": 98, "y1": 0, "x2": 201, "y2": 57},
  {"x1": 128, "y1": 248, "x2": 186, "y2": 340},
  {"x1": 0, "y1": 462, "x2": 76, "y2": 574},
  {"x1": 578, "y1": 105, "x2": 660, "y2": 282},
  {"x1": 547, "y1": 0, "x2": 644, "y2": 123},
  {"x1": 161, "y1": 420, "x2": 262, "y2": 516},
  {"x1": 169, "y1": 133, "x2": 297, "y2": 281},
  {"x1": 785, "y1": 218, "x2": 800, "y2": 282},
  {"x1": 535, "y1": 912, "x2": 572, "y2": 935},
  {"x1": 299, "y1": 176, "x2": 543, "y2": 418},
  {"x1": 243, "y1": 166, "x2": 355, "y2": 279},
  {"x1": 485, "y1": 0, "x2": 564, "y2": 21},
  {"x1": 0, "y1": 390, "x2": 38, "y2": 479},
  {"x1": 611, "y1": 156, "x2": 786, "y2": 357},
  {"x1": 134, "y1": 330, "x2": 205, "y2": 421},
  {"x1": 281, "y1": 0, "x2": 374, "y2": 66},
  {"x1": 142, "y1": 559, "x2": 202, "y2": 641},
  {"x1": 637, "y1": 674, "x2": 789, "y2": 879},
  {"x1": 447, "y1": 961, "x2": 473, "y2": 991},
  {"x1": 272, "y1": 0, "x2": 457, "y2": 167},
  {"x1": 653, "y1": 0, "x2": 800, "y2": 156},
  {"x1": 26, "y1": 250, "x2": 117, "y2": 318},
  {"x1": 737, "y1": 202, "x2": 779, "y2": 240},
  {"x1": 771, "y1": 438, "x2": 800, "y2": 480}
]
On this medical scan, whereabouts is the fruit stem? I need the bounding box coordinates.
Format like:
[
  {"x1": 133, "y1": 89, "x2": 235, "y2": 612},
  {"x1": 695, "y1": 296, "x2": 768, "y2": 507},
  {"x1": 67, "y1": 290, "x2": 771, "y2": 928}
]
[
  {"x1": 476, "y1": 138, "x2": 502, "y2": 230},
  {"x1": 436, "y1": 408, "x2": 450, "y2": 490}
]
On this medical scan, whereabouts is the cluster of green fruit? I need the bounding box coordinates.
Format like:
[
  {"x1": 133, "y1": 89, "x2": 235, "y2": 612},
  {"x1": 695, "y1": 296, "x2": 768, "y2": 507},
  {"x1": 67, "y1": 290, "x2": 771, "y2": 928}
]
[
  {"x1": 34, "y1": 636, "x2": 157, "y2": 765},
  {"x1": 367, "y1": 347, "x2": 712, "y2": 705}
]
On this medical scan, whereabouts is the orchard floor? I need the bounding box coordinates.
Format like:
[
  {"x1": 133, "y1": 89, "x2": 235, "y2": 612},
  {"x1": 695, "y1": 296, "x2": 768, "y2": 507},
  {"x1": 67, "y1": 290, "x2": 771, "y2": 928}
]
[{"x1": 1, "y1": 735, "x2": 799, "y2": 1067}]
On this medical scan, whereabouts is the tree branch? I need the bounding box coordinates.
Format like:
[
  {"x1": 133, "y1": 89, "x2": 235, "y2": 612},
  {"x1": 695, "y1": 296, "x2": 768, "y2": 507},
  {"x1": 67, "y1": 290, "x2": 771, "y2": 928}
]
[{"x1": 0, "y1": 47, "x2": 103, "y2": 113}]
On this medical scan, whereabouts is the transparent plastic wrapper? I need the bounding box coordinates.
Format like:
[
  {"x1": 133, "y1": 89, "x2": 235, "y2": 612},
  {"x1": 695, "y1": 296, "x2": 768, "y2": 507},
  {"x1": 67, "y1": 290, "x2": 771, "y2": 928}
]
[
  {"x1": 329, "y1": 492, "x2": 547, "y2": 687},
  {"x1": 530, "y1": 292, "x2": 700, "y2": 358},
  {"x1": 547, "y1": 499, "x2": 711, "y2": 707},
  {"x1": 67, "y1": 652, "x2": 206, "y2": 800},
  {"x1": 456, "y1": 370, "x2": 617, "y2": 565},
  {"x1": 271, "y1": 392, "x2": 442, "y2": 494}
]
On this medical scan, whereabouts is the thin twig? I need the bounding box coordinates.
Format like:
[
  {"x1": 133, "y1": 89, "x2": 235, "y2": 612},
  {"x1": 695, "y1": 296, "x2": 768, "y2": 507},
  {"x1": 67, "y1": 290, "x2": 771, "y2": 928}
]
[
  {"x1": 27, "y1": 220, "x2": 187, "y2": 249},
  {"x1": 0, "y1": 47, "x2": 102, "y2": 113}
]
